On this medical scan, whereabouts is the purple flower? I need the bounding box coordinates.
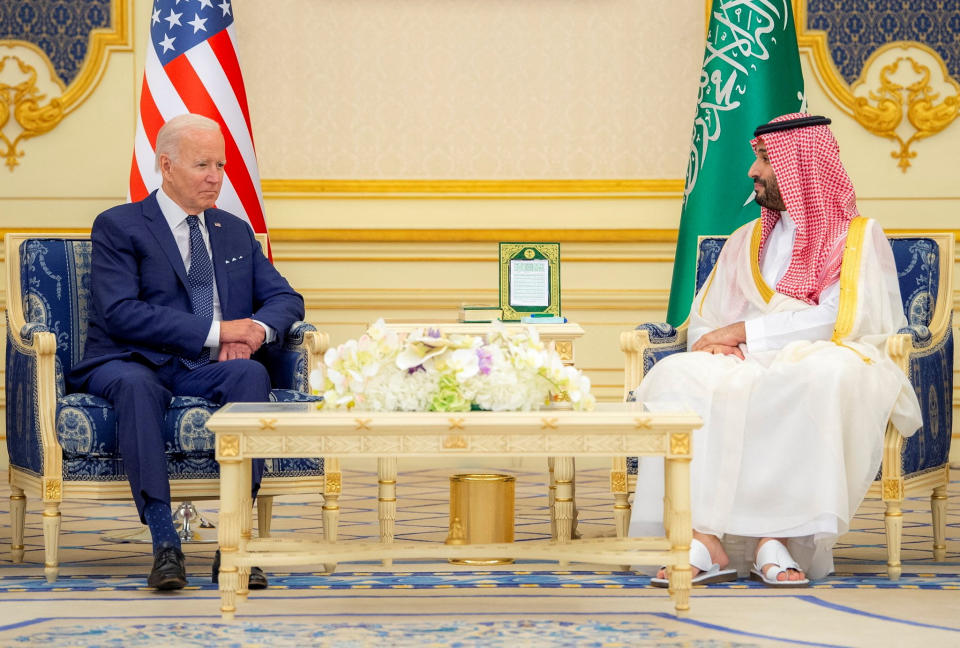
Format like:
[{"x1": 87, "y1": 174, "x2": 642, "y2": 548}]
[
  {"x1": 407, "y1": 365, "x2": 425, "y2": 374},
  {"x1": 477, "y1": 347, "x2": 493, "y2": 375},
  {"x1": 426, "y1": 328, "x2": 442, "y2": 338}
]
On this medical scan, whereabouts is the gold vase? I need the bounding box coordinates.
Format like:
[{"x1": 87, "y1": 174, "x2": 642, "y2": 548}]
[{"x1": 446, "y1": 473, "x2": 515, "y2": 565}]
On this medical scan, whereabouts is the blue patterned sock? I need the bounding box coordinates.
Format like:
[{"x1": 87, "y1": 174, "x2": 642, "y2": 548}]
[{"x1": 143, "y1": 498, "x2": 181, "y2": 554}]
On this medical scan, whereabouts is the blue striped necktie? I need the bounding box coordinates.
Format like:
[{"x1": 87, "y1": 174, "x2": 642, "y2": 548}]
[{"x1": 181, "y1": 215, "x2": 213, "y2": 369}]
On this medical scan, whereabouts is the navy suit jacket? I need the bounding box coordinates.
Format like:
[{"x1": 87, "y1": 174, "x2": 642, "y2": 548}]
[{"x1": 71, "y1": 191, "x2": 304, "y2": 386}]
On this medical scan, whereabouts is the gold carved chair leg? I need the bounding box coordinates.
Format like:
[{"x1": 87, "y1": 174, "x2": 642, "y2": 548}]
[
  {"x1": 883, "y1": 498, "x2": 903, "y2": 581},
  {"x1": 611, "y1": 457, "x2": 630, "y2": 539},
  {"x1": 10, "y1": 485, "x2": 26, "y2": 563},
  {"x1": 256, "y1": 495, "x2": 274, "y2": 539},
  {"x1": 931, "y1": 483, "x2": 948, "y2": 562},
  {"x1": 322, "y1": 458, "x2": 342, "y2": 573},
  {"x1": 42, "y1": 501, "x2": 62, "y2": 583}
]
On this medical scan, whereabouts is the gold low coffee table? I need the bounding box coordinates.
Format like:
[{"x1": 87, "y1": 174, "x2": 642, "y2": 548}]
[{"x1": 207, "y1": 402, "x2": 700, "y2": 618}]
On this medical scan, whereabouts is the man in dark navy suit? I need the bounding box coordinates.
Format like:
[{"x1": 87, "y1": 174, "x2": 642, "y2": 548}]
[{"x1": 70, "y1": 114, "x2": 303, "y2": 590}]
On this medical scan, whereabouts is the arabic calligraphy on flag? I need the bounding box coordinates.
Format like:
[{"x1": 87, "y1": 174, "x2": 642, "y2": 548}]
[{"x1": 667, "y1": 0, "x2": 804, "y2": 324}]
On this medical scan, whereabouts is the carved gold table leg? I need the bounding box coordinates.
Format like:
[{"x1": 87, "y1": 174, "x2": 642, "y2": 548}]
[
  {"x1": 932, "y1": 484, "x2": 947, "y2": 562},
  {"x1": 10, "y1": 486, "x2": 26, "y2": 563},
  {"x1": 570, "y1": 458, "x2": 580, "y2": 539},
  {"x1": 322, "y1": 458, "x2": 341, "y2": 572},
  {"x1": 547, "y1": 457, "x2": 557, "y2": 539},
  {"x1": 611, "y1": 457, "x2": 630, "y2": 539},
  {"x1": 218, "y1": 457, "x2": 242, "y2": 620},
  {"x1": 665, "y1": 453, "x2": 691, "y2": 616},
  {"x1": 378, "y1": 457, "x2": 398, "y2": 568},
  {"x1": 237, "y1": 460, "x2": 253, "y2": 599},
  {"x1": 42, "y1": 502, "x2": 61, "y2": 583},
  {"x1": 256, "y1": 496, "x2": 273, "y2": 539},
  {"x1": 554, "y1": 456, "x2": 574, "y2": 568}
]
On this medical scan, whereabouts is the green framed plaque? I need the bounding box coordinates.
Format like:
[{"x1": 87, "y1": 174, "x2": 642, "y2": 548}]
[{"x1": 499, "y1": 242, "x2": 560, "y2": 321}]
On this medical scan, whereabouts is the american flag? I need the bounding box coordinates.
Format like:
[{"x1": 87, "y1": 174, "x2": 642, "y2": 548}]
[{"x1": 129, "y1": 0, "x2": 267, "y2": 238}]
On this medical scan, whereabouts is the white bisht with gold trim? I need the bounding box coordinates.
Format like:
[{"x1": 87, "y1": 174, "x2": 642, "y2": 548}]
[{"x1": 629, "y1": 217, "x2": 922, "y2": 579}]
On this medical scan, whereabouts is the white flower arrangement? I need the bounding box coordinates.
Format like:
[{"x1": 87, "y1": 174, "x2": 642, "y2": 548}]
[{"x1": 310, "y1": 319, "x2": 596, "y2": 412}]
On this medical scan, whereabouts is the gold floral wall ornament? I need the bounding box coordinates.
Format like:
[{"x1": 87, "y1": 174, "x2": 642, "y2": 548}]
[
  {"x1": 791, "y1": 0, "x2": 960, "y2": 172},
  {"x1": 0, "y1": 0, "x2": 130, "y2": 170},
  {"x1": 850, "y1": 46, "x2": 960, "y2": 172},
  {"x1": 0, "y1": 52, "x2": 65, "y2": 170}
]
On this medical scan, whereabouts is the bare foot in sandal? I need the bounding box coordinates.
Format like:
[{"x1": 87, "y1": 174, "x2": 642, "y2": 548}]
[
  {"x1": 654, "y1": 531, "x2": 732, "y2": 582},
  {"x1": 751, "y1": 538, "x2": 809, "y2": 587}
]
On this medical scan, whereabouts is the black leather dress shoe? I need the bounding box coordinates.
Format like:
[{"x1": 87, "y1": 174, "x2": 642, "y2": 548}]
[
  {"x1": 212, "y1": 549, "x2": 269, "y2": 590},
  {"x1": 147, "y1": 546, "x2": 187, "y2": 590}
]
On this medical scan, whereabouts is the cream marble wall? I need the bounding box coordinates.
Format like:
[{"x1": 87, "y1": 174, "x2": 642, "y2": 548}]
[{"x1": 1, "y1": 0, "x2": 958, "y2": 468}]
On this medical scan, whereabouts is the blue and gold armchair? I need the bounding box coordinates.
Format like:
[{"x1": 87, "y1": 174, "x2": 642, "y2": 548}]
[
  {"x1": 616, "y1": 232, "x2": 953, "y2": 580},
  {"x1": 5, "y1": 233, "x2": 342, "y2": 582}
]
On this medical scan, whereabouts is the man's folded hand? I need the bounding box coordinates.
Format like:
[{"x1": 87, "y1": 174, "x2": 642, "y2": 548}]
[
  {"x1": 218, "y1": 341, "x2": 254, "y2": 362},
  {"x1": 691, "y1": 322, "x2": 746, "y2": 352},
  {"x1": 220, "y1": 318, "x2": 266, "y2": 352}
]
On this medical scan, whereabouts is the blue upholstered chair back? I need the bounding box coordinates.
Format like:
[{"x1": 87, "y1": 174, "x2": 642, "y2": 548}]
[
  {"x1": 18, "y1": 238, "x2": 92, "y2": 396},
  {"x1": 695, "y1": 236, "x2": 940, "y2": 328},
  {"x1": 693, "y1": 234, "x2": 951, "y2": 476}
]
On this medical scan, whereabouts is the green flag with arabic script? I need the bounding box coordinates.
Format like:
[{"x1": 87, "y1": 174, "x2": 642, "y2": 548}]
[{"x1": 666, "y1": 1, "x2": 805, "y2": 325}]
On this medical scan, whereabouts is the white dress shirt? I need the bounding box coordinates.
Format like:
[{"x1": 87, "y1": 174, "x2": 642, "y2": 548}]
[
  {"x1": 156, "y1": 187, "x2": 274, "y2": 358},
  {"x1": 744, "y1": 211, "x2": 840, "y2": 353}
]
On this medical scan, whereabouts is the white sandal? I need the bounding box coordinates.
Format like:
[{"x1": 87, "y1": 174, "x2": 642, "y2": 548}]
[
  {"x1": 650, "y1": 538, "x2": 737, "y2": 588},
  {"x1": 750, "y1": 539, "x2": 810, "y2": 587}
]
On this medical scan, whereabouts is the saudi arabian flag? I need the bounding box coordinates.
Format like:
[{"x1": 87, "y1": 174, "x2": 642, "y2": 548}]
[{"x1": 666, "y1": 1, "x2": 805, "y2": 325}]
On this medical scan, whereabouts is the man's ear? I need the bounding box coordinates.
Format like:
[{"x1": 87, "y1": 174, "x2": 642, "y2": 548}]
[{"x1": 158, "y1": 153, "x2": 172, "y2": 180}]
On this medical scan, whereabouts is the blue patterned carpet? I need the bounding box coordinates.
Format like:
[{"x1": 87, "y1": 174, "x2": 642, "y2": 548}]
[
  {"x1": 2, "y1": 466, "x2": 959, "y2": 647},
  {"x1": 2, "y1": 568, "x2": 960, "y2": 594},
  {"x1": 3, "y1": 619, "x2": 764, "y2": 648}
]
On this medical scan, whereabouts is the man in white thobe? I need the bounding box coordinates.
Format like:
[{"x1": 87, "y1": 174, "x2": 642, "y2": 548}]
[{"x1": 630, "y1": 114, "x2": 922, "y2": 586}]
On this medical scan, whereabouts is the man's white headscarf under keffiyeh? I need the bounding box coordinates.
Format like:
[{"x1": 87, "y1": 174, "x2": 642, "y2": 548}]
[{"x1": 751, "y1": 112, "x2": 859, "y2": 305}]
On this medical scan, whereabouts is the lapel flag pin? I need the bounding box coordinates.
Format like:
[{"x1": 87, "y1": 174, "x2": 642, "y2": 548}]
[{"x1": 214, "y1": 222, "x2": 222, "y2": 227}]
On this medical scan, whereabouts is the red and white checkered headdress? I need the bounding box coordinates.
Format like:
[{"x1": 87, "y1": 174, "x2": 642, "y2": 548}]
[{"x1": 752, "y1": 113, "x2": 859, "y2": 305}]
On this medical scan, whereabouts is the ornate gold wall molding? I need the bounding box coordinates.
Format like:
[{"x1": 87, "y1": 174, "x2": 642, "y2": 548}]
[
  {"x1": 261, "y1": 179, "x2": 685, "y2": 198},
  {"x1": 794, "y1": 2, "x2": 959, "y2": 172},
  {"x1": 0, "y1": 0, "x2": 131, "y2": 170},
  {"x1": 850, "y1": 43, "x2": 959, "y2": 172}
]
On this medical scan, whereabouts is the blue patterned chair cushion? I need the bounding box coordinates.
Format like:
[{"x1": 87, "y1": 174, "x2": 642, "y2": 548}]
[{"x1": 626, "y1": 235, "x2": 950, "y2": 479}]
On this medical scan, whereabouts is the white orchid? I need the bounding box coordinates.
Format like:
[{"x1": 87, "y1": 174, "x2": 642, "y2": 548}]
[{"x1": 316, "y1": 322, "x2": 594, "y2": 412}]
